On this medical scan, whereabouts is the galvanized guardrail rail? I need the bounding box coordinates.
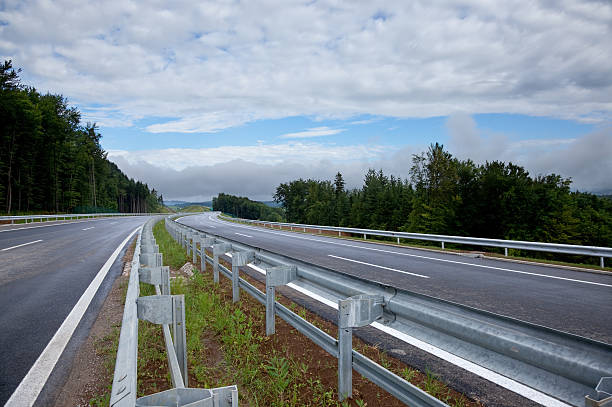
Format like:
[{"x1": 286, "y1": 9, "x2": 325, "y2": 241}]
[
  {"x1": 0, "y1": 212, "x2": 163, "y2": 224},
  {"x1": 219, "y1": 215, "x2": 612, "y2": 268},
  {"x1": 169, "y1": 214, "x2": 612, "y2": 407},
  {"x1": 110, "y1": 217, "x2": 238, "y2": 407}
]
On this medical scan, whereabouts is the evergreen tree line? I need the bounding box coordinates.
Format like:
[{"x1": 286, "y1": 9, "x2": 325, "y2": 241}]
[
  {"x1": 212, "y1": 193, "x2": 284, "y2": 222},
  {"x1": 1, "y1": 61, "x2": 163, "y2": 214},
  {"x1": 274, "y1": 143, "x2": 612, "y2": 259}
]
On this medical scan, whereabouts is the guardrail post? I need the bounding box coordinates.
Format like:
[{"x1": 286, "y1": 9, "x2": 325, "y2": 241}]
[
  {"x1": 265, "y1": 265, "x2": 297, "y2": 335},
  {"x1": 199, "y1": 237, "x2": 215, "y2": 271},
  {"x1": 441, "y1": 241, "x2": 445, "y2": 249},
  {"x1": 601, "y1": 257, "x2": 605, "y2": 268},
  {"x1": 192, "y1": 234, "x2": 199, "y2": 264},
  {"x1": 363, "y1": 233, "x2": 366, "y2": 240},
  {"x1": 585, "y1": 377, "x2": 612, "y2": 406},
  {"x1": 337, "y1": 294, "x2": 385, "y2": 401},
  {"x1": 397, "y1": 237, "x2": 400, "y2": 244},
  {"x1": 231, "y1": 251, "x2": 255, "y2": 303},
  {"x1": 139, "y1": 266, "x2": 171, "y2": 295},
  {"x1": 173, "y1": 295, "x2": 188, "y2": 387},
  {"x1": 505, "y1": 248, "x2": 508, "y2": 256},
  {"x1": 212, "y1": 243, "x2": 231, "y2": 283}
]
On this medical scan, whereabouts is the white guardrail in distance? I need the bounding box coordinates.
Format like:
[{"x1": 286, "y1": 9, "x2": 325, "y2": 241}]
[
  {"x1": 169, "y1": 214, "x2": 612, "y2": 407},
  {"x1": 219, "y1": 215, "x2": 612, "y2": 268},
  {"x1": 110, "y1": 217, "x2": 238, "y2": 407},
  {"x1": 0, "y1": 213, "x2": 168, "y2": 224}
]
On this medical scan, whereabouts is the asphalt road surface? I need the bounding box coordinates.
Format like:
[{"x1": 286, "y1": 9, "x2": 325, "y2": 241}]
[
  {"x1": 177, "y1": 213, "x2": 612, "y2": 407},
  {"x1": 179, "y1": 213, "x2": 612, "y2": 343},
  {"x1": 0, "y1": 216, "x2": 148, "y2": 405}
]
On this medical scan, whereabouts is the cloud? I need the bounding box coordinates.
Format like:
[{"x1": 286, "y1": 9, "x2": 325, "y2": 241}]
[
  {"x1": 108, "y1": 142, "x2": 389, "y2": 170},
  {"x1": 446, "y1": 113, "x2": 612, "y2": 194},
  {"x1": 107, "y1": 141, "x2": 417, "y2": 200},
  {"x1": 1, "y1": 0, "x2": 611, "y2": 132},
  {"x1": 279, "y1": 127, "x2": 345, "y2": 139}
]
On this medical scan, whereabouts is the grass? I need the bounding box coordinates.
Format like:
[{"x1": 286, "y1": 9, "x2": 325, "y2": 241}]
[{"x1": 153, "y1": 221, "x2": 191, "y2": 269}]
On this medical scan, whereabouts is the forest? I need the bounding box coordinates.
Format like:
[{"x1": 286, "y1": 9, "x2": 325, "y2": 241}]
[
  {"x1": 273, "y1": 143, "x2": 612, "y2": 257},
  {"x1": 0, "y1": 60, "x2": 163, "y2": 214},
  {"x1": 212, "y1": 193, "x2": 284, "y2": 221}
]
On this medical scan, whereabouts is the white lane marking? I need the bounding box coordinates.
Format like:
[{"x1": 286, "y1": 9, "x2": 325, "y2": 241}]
[
  {"x1": 1, "y1": 239, "x2": 43, "y2": 252},
  {"x1": 82, "y1": 227, "x2": 95, "y2": 231},
  {"x1": 5, "y1": 226, "x2": 141, "y2": 407},
  {"x1": 209, "y1": 216, "x2": 612, "y2": 288},
  {"x1": 0, "y1": 218, "x2": 105, "y2": 233},
  {"x1": 109, "y1": 222, "x2": 117, "y2": 225},
  {"x1": 245, "y1": 262, "x2": 570, "y2": 407},
  {"x1": 328, "y1": 254, "x2": 429, "y2": 278},
  {"x1": 235, "y1": 232, "x2": 253, "y2": 238}
]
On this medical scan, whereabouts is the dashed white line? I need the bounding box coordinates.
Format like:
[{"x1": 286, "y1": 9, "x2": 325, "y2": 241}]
[
  {"x1": 235, "y1": 232, "x2": 253, "y2": 238},
  {"x1": 5, "y1": 226, "x2": 141, "y2": 407},
  {"x1": 82, "y1": 227, "x2": 95, "y2": 231},
  {"x1": 1, "y1": 239, "x2": 43, "y2": 252},
  {"x1": 328, "y1": 254, "x2": 429, "y2": 278},
  {"x1": 208, "y1": 215, "x2": 612, "y2": 288}
]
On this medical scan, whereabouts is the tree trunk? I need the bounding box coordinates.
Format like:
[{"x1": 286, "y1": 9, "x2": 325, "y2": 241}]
[{"x1": 6, "y1": 129, "x2": 16, "y2": 214}]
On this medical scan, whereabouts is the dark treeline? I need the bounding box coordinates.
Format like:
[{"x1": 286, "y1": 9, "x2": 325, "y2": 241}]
[
  {"x1": 274, "y1": 143, "x2": 612, "y2": 256},
  {"x1": 0, "y1": 61, "x2": 163, "y2": 214},
  {"x1": 213, "y1": 193, "x2": 284, "y2": 222}
]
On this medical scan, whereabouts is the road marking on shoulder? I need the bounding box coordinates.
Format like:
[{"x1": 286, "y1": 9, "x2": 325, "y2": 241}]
[
  {"x1": 5, "y1": 226, "x2": 141, "y2": 407},
  {"x1": 208, "y1": 216, "x2": 612, "y2": 288},
  {"x1": 235, "y1": 232, "x2": 252, "y2": 238},
  {"x1": 82, "y1": 227, "x2": 95, "y2": 231},
  {"x1": 328, "y1": 254, "x2": 429, "y2": 278},
  {"x1": 1, "y1": 239, "x2": 43, "y2": 251},
  {"x1": 245, "y1": 262, "x2": 570, "y2": 407}
]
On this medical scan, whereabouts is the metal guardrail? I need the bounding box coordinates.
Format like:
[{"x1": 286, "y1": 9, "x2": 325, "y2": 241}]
[
  {"x1": 110, "y1": 218, "x2": 238, "y2": 407},
  {"x1": 170, "y1": 214, "x2": 612, "y2": 407},
  {"x1": 219, "y1": 215, "x2": 612, "y2": 268},
  {"x1": 0, "y1": 213, "x2": 165, "y2": 224}
]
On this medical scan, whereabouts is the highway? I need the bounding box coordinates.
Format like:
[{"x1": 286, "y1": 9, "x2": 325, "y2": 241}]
[
  {"x1": 177, "y1": 213, "x2": 612, "y2": 407},
  {"x1": 179, "y1": 213, "x2": 612, "y2": 340},
  {"x1": 0, "y1": 216, "x2": 148, "y2": 406}
]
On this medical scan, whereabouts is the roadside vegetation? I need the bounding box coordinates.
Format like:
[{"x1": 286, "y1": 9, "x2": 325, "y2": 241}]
[
  {"x1": 266, "y1": 144, "x2": 612, "y2": 267},
  {"x1": 0, "y1": 60, "x2": 163, "y2": 215},
  {"x1": 213, "y1": 192, "x2": 284, "y2": 222},
  {"x1": 149, "y1": 219, "x2": 478, "y2": 406}
]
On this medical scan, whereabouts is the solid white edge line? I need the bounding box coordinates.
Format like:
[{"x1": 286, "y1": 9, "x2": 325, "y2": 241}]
[
  {"x1": 5, "y1": 225, "x2": 142, "y2": 407},
  {"x1": 245, "y1": 262, "x2": 571, "y2": 407},
  {"x1": 209, "y1": 215, "x2": 612, "y2": 288},
  {"x1": 328, "y1": 254, "x2": 429, "y2": 278},
  {"x1": 1, "y1": 239, "x2": 43, "y2": 252}
]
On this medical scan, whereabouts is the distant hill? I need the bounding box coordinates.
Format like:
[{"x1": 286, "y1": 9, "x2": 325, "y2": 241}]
[
  {"x1": 180, "y1": 205, "x2": 210, "y2": 213},
  {"x1": 260, "y1": 200, "x2": 282, "y2": 208},
  {"x1": 164, "y1": 200, "x2": 212, "y2": 208}
]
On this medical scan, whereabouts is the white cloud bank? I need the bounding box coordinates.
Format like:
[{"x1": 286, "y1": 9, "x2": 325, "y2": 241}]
[
  {"x1": 2, "y1": 0, "x2": 612, "y2": 131},
  {"x1": 446, "y1": 113, "x2": 612, "y2": 194},
  {"x1": 107, "y1": 125, "x2": 612, "y2": 201}
]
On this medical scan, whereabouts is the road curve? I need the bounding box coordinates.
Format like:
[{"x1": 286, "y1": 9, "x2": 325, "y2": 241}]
[{"x1": 0, "y1": 216, "x2": 148, "y2": 405}]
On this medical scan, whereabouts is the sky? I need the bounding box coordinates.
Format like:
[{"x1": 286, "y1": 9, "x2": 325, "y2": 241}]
[{"x1": 1, "y1": 0, "x2": 611, "y2": 201}]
